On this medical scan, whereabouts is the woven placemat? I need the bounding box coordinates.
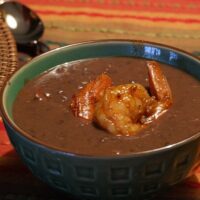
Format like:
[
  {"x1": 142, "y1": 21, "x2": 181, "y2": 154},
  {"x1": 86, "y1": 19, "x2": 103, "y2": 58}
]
[{"x1": 0, "y1": 11, "x2": 18, "y2": 90}]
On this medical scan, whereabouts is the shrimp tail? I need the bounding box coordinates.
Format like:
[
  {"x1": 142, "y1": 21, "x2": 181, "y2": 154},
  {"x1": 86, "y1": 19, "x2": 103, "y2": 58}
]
[
  {"x1": 147, "y1": 61, "x2": 172, "y2": 107},
  {"x1": 142, "y1": 61, "x2": 173, "y2": 124}
]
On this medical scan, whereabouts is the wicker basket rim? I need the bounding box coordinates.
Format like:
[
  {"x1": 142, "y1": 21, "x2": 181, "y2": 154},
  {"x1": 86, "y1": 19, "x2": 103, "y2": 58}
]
[{"x1": 0, "y1": 11, "x2": 18, "y2": 91}]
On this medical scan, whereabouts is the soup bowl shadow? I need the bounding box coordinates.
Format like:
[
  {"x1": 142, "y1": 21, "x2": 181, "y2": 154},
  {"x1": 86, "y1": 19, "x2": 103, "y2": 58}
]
[{"x1": 1, "y1": 40, "x2": 200, "y2": 200}]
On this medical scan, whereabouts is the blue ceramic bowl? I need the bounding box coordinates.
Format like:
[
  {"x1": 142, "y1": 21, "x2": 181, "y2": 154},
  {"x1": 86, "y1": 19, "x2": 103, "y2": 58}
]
[{"x1": 1, "y1": 40, "x2": 200, "y2": 200}]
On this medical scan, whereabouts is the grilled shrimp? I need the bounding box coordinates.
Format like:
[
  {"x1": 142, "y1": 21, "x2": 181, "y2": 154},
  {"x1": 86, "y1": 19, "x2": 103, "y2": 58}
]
[
  {"x1": 94, "y1": 83, "x2": 152, "y2": 135},
  {"x1": 71, "y1": 74, "x2": 112, "y2": 120},
  {"x1": 143, "y1": 61, "x2": 173, "y2": 124},
  {"x1": 70, "y1": 61, "x2": 172, "y2": 136}
]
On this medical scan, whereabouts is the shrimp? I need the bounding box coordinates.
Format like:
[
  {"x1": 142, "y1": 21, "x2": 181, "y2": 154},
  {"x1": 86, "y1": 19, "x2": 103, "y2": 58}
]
[
  {"x1": 70, "y1": 61, "x2": 172, "y2": 136},
  {"x1": 94, "y1": 83, "x2": 152, "y2": 136},
  {"x1": 71, "y1": 74, "x2": 112, "y2": 120},
  {"x1": 143, "y1": 61, "x2": 173, "y2": 124}
]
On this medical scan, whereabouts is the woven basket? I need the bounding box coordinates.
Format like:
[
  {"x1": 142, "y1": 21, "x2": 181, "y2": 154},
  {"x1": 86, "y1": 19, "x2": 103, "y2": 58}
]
[{"x1": 0, "y1": 11, "x2": 18, "y2": 90}]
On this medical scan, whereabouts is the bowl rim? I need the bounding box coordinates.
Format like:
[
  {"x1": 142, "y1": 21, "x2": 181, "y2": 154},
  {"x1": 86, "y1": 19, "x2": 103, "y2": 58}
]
[{"x1": 1, "y1": 39, "x2": 200, "y2": 159}]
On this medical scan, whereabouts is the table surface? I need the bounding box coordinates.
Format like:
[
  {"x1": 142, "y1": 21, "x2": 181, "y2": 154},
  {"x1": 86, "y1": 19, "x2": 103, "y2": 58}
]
[{"x1": 0, "y1": 0, "x2": 200, "y2": 199}]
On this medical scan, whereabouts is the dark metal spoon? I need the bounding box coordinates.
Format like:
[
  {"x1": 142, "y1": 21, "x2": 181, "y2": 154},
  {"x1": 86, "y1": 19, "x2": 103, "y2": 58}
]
[{"x1": 0, "y1": 0, "x2": 49, "y2": 56}]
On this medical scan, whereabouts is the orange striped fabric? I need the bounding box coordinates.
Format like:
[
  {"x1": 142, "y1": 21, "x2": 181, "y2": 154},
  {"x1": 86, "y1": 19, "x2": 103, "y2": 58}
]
[{"x1": 18, "y1": 0, "x2": 200, "y2": 54}]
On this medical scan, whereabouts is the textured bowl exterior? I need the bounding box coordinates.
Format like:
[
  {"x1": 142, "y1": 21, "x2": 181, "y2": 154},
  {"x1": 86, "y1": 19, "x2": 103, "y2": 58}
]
[
  {"x1": 3, "y1": 119, "x2": 200, "y2": 200},
  {"x1": 1, "y1": 40, "x2": 200, "y2": 200}
]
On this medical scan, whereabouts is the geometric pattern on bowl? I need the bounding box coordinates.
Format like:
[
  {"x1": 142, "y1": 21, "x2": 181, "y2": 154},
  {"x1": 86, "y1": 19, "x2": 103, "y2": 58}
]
[
  {"x1": 174, "y1": 153, "x2": 190, "y2": 170},
  {"x1": 143, "y1": 160, "x2": 165, "y2": 178},
  {"x1": 168, "y1": 148, "x2": 197, "y2": 185},
  {"x1": 111, "y1": 185, "x2": 131, "y2": 197},
  {"x1": 110, "y1": 167, "x2": 131, "y2": 182},
  {"x1": 48, "y1": 174, "x2": 69, "y2": 192},
  {"x1": 79, "y1": 185, "x2": 97, "y2": 197},
  {"x1": 174, "y1": 147, "x2": 197, "y2": 172},
  {"x1": 75, "y1": 166, "x2": 95, "y2": 181},
  {"x1": 141, "y1": 181, "x2": 161, "y2": 194},
  {"x1": 43, "y1": 156, "x2": 63, "y2": 175},
  {"x1": 20, "y1": 144, "x2": 37, "y2": 165}
]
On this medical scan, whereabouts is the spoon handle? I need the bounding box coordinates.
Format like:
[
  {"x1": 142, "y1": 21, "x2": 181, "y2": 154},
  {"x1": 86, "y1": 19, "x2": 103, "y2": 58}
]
[{"x1": 17, "y1": 40, "x2": 50, "y2": 57}]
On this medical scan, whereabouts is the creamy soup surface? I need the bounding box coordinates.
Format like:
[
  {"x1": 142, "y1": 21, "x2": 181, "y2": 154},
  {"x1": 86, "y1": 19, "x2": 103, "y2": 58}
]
[{"x1": 13, "y1": 57, "x2": 200, "y2": 156}]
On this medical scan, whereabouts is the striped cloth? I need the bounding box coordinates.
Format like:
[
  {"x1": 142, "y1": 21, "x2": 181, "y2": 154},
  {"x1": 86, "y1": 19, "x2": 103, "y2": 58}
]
[{"x1": 20, "y1": 0, "x2": 200, "y2": 54}]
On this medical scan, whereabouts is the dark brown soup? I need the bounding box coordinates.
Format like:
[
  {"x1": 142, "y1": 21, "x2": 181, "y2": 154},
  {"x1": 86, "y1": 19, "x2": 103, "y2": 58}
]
[{"x1": 13, "y1": 57, "x2": 200, "y2": 156}]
